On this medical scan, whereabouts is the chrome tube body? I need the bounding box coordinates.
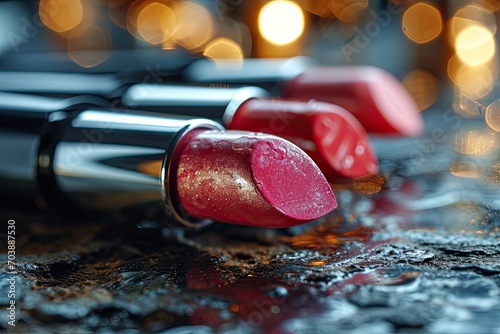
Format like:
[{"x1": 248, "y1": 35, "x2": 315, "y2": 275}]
[
  {"x1": 122, "y1": 84, "x2": 269, "y2": 124},
  {"x1": 0, "y1": 92, "x2": 222, "y2": 225},
  {"x1": 183, "y1": 57, "x2": 317, "y2": 92}
]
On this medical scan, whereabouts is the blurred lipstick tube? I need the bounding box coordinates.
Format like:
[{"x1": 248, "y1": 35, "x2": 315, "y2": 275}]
[
  {"x1": 122, "y1": 85, "x2": 379, "y2": 180},
  {"x1": 0, "y1": 72, "x2": 378, "y2": 180},
  {"x1": 183, "y1": 57, "x2": 423, "y2": 137},
  {"x1": 0, "y1": 92, "x2": 336, "y2": 227},
  {"x1": 0, "y1": 71, "x2": 129, "y2": 99}
]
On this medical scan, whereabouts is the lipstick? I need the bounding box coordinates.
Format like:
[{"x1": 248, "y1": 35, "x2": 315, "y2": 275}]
[
  {"x1": 0, "y1": 72, "x2": 379, "y2": 180},
  {"x1": 177, "y1": 130, "x2": 337, "y2": 227},
  {"x1": 0, "y1": 92, "x2": 336, "y2": 227},
  {"x1": 0, "y1": 48, "x2": 192, "y2": 75},
  {"x1": 0, "y1": 71, "x2": 129, "y2": 99},
  {"x1": 122, "y1": 84, "x2": 379, "y2": 180},
  {"x1": 183, "y1": 57, "x2": 423, "y2": 137}
]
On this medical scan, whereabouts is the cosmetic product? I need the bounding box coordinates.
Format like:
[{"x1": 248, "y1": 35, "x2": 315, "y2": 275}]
[
  {"x1": 184, "y1": 58, "x2": 423, "y2": 137},
  {"x1": 122, "y1": 85, "x2": 379, "y2": 180},
  {"x1": 0, "y1": 48, "x2": 193, "y2": 75},
  {"x1": 0, "y1": 92, "x2": 336, "y2": 227},
  {"x1": 0, "y1": 72, "x2": 129, "y2": 99}
]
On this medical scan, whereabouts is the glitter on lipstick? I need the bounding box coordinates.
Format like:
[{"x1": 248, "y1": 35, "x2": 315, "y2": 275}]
[{"x1": 177, "y1": 130, "x2": 337, "y2": 227}]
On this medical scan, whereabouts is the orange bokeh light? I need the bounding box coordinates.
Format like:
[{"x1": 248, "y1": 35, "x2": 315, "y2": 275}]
[
  {"x1": 402, "y1": 3, "x2": 442, "y2": 43},
  {"x1": 330, "y1": 0, "x2": 369, "y2": 23},
  {"x1": 203, "y1": 38, "x2": 243, "y2": 62},
  {"x1": 136, "y1": 2, "x2": 176, "y2": 45},
  {"x1": 39, "y1": 0, "x2": 83, "y2": 32},
  {"x1": 403, "y1": 69, "x2": 439, "y2": 111},
  {"x1": 171, "y1": 1, "x2": 214, "y2": 51},
  {"x1": 67, "y1": 24, "x2": 112, "y2": 68}
]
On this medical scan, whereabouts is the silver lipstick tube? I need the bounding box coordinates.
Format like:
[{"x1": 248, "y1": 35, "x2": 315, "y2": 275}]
[{"x1": 0, "y1": 92, "x2": 222, "y2": 227}]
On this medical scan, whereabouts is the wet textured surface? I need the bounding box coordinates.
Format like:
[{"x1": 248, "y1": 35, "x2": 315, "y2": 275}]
[{"x1": 1, "y1": 109, "x2": 500, "y2": 333}]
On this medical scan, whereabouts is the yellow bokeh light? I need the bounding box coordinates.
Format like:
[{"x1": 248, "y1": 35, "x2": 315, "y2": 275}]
[
  {"x1": 67, "y1": 24, "x2": 112, "y2": 68},
  {"x1": 258, "y1": 1, "x2": 305, "y2": 46},
  {"x1": 330, "y1": 0, "x2": 368, "y2": 23},
  {"x1": 447, "y1": 55, "x2": 497, "y2": 100},
  {"x1": 485, "y1": 100, "x2": 500, "y2": 132},
  {"x1": 203, "y1": 38, "x2": 243, "y2": 62},
  {"x1": 402, "y1": 69, "x2": 439, "y2": 111},
  {"x1": 171, "y1": 1, "x2": 214, "y2": 51},
  {"x1": 455, "y1": 129, "x2": 497, "y2": 155},
  {"x1": 450, "y1": 5, "x2": 496, "y2": 42},
  {"x1": 137, "y1": 2, "x2": 176, "y2": 45},
  {"x1": 402, "y1": 3, "x2": 442, "y2": 43},
  {"x1": 455, "y1": 25, "x2": 496, "y2": 66},
  {"x1": 39, "y1": 0, "x2": 83, "y2": 32}
]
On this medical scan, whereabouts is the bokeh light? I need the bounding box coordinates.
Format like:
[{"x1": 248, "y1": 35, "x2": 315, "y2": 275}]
[
  {"x1": 487, "y1": 163, "x2": 500, "y2": 185},
  {"x1": 485, "y1": 100, "x2": 500, "y2": 132},
  {"x1": 402, "y1": 3, "x2": 442, "y2": 43},
  {"x1": 39, "y1": 0, "x2": 83, "y2": 33},
  {"x1": 402, "y1": 69, "x2": 439, "y2": 111},
  {"x1": 447, "y1": 4, "x2": 498, "y2": 104},
  {"x1": 67, "y1": 24, "x2": 112, "y2": 68},
  {"x1": 108, "y1": 0, "x2": 129, "y2": 29},
  {"x1": 449, "y1": 5, "x2": 496, "y2": 43},
  {"x1": 203, "y1": 38, "x2": 243, "y2": 62},
  {"x1": 171, "y1": 1, "x2": 214, "y2": 51},
  {"x1": 258, "y1": 1, "x2": 305, "y2": 46},
  {"x1": 127, "y1": 0, "x2": 151, "y2": 39},
  {"x1": 482, "y1": 0, "x2": 500, "y2": 11},
  {"x1": 218, "y1": 19, "x2": 253, "y2": 58},
  {"x1": 455, "y1": 129, "x2": 497, "y2": 155},
  {"x1": 136, "y1": 2, "x2": 176, "y2": 45},
  {"x1": 299, "y1": 0, "x2": 334, "y2": 18},
  {"x1": 447, "y1": 55, "x2": 497, "y2": 99},
  {"x1": 330, "y1": 0, "x2": 368, "y2": 23},
  {"x1": 455, "y1": 24, "x2": 496, "y2": 66},
  {"x1": 450, "y1": 161, "x2": 481, "y2": 178}
]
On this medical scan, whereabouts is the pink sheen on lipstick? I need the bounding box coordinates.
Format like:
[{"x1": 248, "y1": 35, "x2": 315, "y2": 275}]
[{"x1": 177, "y1": 130, "x2": 337, "y2": 227}]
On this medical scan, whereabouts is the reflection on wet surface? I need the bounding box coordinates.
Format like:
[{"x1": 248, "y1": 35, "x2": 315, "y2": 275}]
[{"x1": 1, "y1": 110, "x2": 500, "y2": 333}]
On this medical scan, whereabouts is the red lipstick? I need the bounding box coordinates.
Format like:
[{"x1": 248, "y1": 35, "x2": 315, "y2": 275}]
[
  {"x1": 282, "y1": 66, "x2": 424, "y2": 137},
  {"x1": 228, "y1": 98, "x2": 379, "y2": 179},
  {"x1": 0, "y1": 92, "x2": 336, "y2": 227},
  {"x1": 177, "y1": 130, "x2": 337, "y2": 227},
  {"x1": 123, "y1": 85, "x2": 379, "y2": 180},
  {"x1": 184, "y1": 58, "x2": 423, "y2": 137}
]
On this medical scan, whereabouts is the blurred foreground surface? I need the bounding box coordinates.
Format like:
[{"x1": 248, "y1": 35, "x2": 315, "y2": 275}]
[{"x1": 1, "y1": 108, "x2": 500, "y2": 333}]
